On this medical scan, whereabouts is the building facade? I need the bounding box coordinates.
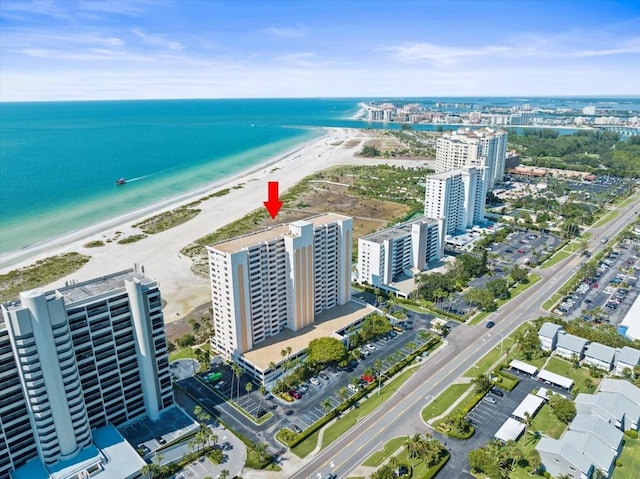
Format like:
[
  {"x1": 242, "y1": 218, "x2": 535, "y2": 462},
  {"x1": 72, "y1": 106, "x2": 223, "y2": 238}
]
[
  {"x1": 435, "y1": 127, "x2": 507, "y2": 190},
  {"x1": 0, "y1": 267, "x2": 173, "y2": 478},
  {"x1": 356, "y1": 216, "x2": 444, "y2": 288},
  {"x1": 207, "y1": 213, "x2": 352, "y2": 361},
  {"x1": 424, "y1": 167, "x2": 487, "y2": 235}
]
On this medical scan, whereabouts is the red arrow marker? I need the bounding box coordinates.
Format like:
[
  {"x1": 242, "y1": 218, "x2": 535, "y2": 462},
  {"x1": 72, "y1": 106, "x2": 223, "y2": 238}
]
[{"x1": 263, "y1": 181, "x2": 283, "y2": 219}]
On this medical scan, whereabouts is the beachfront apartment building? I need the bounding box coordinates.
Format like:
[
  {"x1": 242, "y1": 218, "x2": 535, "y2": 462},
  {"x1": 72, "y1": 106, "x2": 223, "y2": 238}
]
[
  {"x1": 423, "y1": 167, "x2": 487, "y2": 236},
  {"x1": 356, "y1": 216, "x2": 444, "y2": 291},
  {"x1": 435, "y1": 127, "x2": 508, "y2": 190},
  {"x1": 0, "y1": 267, "x2": 173, "y2": 479},
  {"x1": 207, "y1": 213, "x2": 352, "y2": 362}
]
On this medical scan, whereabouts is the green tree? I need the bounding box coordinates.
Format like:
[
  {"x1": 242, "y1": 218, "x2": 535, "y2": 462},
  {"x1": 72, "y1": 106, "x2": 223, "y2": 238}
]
[
  {"x1": 464, "y1": 287, "x2": 496, "y2": 312},
  {"x1": 338, "y1": 387, "x2": 349, "y2": 403},
  {"x1": 486, "y1": 278, "x2": 510, "y2": 300},
  {"x1": 510, "y1": 265, "x2": 529, "y2": 283},
  {"x1": 176, "y1": 334, "x2": 196, "y2": 348},
  {"x1": 245, "y1": 382, "x2": 253, "y2": 406},
  {"x1": 321, "y1": 398, "x2": 333, "y2": 415},
  {"x1": 548, "y1": 394, "x2": 576, "y2": 423},
  {"x1": 473, "y1": 374, "x2": 493, "y2": 394},
  {"x1": 307, "y1": 336, "x2": 348, "y2": 365}
]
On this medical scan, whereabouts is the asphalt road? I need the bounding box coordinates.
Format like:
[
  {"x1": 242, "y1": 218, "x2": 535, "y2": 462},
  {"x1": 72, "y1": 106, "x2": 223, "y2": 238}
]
[{"x1": 290, "y1": 194, "x2": 640, "y2": 479}]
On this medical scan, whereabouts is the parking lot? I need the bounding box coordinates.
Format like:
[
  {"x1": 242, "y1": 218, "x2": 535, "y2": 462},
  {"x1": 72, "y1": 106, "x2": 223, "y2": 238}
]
[
  {"x1": 555, "y1": 240, "x2": 640, "y2": 324},
  {"x1": 119, "y1": 406, "x2": 199, "y2": 456},
  {"x1": 434, "y1": 371, "x2": 572, "y2": 478},
  {"x1": 178, "y1": 310, "x2": 449, "y2": 452},
  {"x1": 432, "y1": 230, "x2": 562, "y2": 318},
  {"x1": 279, "y1": 314, "x2": 441, "y2": 432}
]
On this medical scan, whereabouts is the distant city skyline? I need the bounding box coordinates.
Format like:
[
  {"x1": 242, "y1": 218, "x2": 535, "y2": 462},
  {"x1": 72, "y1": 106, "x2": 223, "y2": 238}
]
[{"x1": 1, "y1": 0, "x2": 639, "y2": 101}]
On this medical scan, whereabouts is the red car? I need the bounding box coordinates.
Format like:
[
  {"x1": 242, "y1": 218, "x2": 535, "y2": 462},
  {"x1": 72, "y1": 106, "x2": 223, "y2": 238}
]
[
  {"x1": 288, "y1": 389, "x2": 302, "y2": 400},
  {"x1": 517, "y1": 248, "x2": 525, "y2": 253},
  {"x1": 361, "y1": 374, "x2": 376, "y2": 384}
]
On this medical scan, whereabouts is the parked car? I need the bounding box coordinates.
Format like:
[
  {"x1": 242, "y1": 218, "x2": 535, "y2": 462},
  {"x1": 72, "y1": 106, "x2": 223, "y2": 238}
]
[
  {"x1": 319, "y1": 372, "x2": 330, "y2": 381},
  {"x1": 290, "y1": 424, "x2": 302, "y2": 434},
  {"x1": 484, "y1": 396, "x2": 497, "y2": 404},
  {"x1": 309, "y1": 377, "x2": 320, "y2": 386},
  {"x1": 155, "y1": 436, "x2": 167, "y2": 445},
  {"x1": 289, "y1": 389, "x2": 302, "y2": 399},
  {"x1": 485, "y1": 321, "x2": 495, "y2": 328},
  {"x1": 138, "y1": 444, "x2": 151, "y2": 455},
  {"x1": 491, "y1": 388, "x2": 504, "y2": 397},
  {"x1": 297, "y1": 383, "x2": 309, "y2": 392},
  {"x1": 347, "y1": 384, "x2": 359, "y2": 393},
  {"x1": 361, "y1": 374, "x2": 376, "y2": 383},
  {"x1": 365, "y1": 343, "x2": 376, "y2": 351}
]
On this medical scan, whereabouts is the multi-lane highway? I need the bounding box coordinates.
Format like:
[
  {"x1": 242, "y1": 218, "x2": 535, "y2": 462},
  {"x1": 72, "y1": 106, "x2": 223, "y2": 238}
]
[{"x1": 290, "y1": 195, "x2": 639, "y2": 479}]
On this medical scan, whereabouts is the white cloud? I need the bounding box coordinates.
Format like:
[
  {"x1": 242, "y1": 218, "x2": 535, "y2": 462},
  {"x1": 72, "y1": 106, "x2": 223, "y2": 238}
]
[
  {"x1": 263, "y1": 26, "x2": 308, "y2": 38},
  {"x1": 384, "y1": 42, "x2": 514, "y2": 65},
  {"x1": 131, "y1": 28, "x2": 183, "y2": 51}
]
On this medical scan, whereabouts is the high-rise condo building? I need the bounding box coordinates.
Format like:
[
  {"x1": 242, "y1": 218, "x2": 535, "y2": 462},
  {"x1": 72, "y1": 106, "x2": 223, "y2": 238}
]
[
  {"x1": 207, "y1": 213, "x2": 352, "y2": 361},
  {"x1": 435, "y1": 127, "x2": 507, "y2": 190},
  {"x1": 356, "y1": 216, "x2": 444, "y2": 289},
  {"x1": 0, "y1": 267, "x2": 173, "y2": 479},
  {"x1": 424, "y1": 167, "x2": 487, "y2": 235}
]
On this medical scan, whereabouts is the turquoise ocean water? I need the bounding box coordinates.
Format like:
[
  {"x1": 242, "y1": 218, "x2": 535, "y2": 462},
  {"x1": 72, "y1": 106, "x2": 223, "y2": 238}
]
[
  {"x1": 0, "y1": 99, "x2": 366, "y2": 255},
  {"x1": 0, "y1": 97, "x2": 615, "y2": 256}
]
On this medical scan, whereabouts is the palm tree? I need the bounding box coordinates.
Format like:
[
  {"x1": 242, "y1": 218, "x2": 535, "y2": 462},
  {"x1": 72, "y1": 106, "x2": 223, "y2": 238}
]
[
  {"x1": 350, "y1": 376, "x2": 361, "y2": 391},
  {"x1": 219, "y1": 469, "x2": 230, "y2": 479},
  {"x1": 258, "y1": 383, "x2": 267, "y2": 413},
  {"x1": 405, "y1": 433, "x2": 424, "y2": 459},
  {"x1": 245, "y1": 382, "x2": 253, "y2": 407},
  {"x1": 338, "y1": 387, "x2": 349, "y2": 403},
  {"x1": 321, "y1": 398, "x2": 333, "y2": 415},
  {"x1": 388, "y1": 456, "x2": 400, "y2": 475},
  {"x1": 232, "y1": 364, "x2": 243, "y2": 402},
  {"x1": 253, "y1": 442, "x2": 269, "y2": 463},
  {"x1": 374, "y1": 358, "x2": 383, "y2": 374}
]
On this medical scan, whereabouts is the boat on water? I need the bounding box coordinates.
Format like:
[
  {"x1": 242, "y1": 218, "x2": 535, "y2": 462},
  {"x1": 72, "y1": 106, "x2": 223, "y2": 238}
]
[{"x1": 115, "y1": 178, "x2": 126, "y2": 185}]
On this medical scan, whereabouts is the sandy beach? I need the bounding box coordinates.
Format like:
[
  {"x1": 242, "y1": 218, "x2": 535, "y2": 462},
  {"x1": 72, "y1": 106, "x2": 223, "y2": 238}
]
[{"x1": 1, "y1": 127, "x2": 431, "y2": 323}]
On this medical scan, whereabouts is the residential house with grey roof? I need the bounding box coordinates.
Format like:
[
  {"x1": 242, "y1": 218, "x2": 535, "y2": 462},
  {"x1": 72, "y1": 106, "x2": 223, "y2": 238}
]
[
  {"x1": 538, "y1": 322, "x2": 563, "y2": 351},
  {"x1": 556, "y1": 331, "x2": 589, "y2": 361},
  {"x1": 569, "y1": 414, "x2": 623, "y2": 456},
  {"x1": 583, "y1": 342, "x2": 617, "y2": 371},
  {"x1": 576, "y1": 392, "x2": 640, "y2": 431},
  {"x1": 562, "y1": 430, "x2": 618, "y2": 478},
  {"x1": 599, "y1": 378, "x2": 640, "y2": 406},
  {"x1": 536, "y1": 437, "x2": 594, "y2": 479},
  {"x1": 614, "y1": 346, "x2": 640, "y2": 376},
  {"x1": 537, "y1": 414, "x2": 624, "y2": 478}
]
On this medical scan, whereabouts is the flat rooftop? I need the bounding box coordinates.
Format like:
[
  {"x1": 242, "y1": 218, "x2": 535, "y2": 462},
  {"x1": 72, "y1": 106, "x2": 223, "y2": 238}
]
[
  {"x1": 361, "y1": 216, "x2": 439, "y2": 244},
  {"x1": 1, "y1": 267, "x2": 154, "y2": 312},
  {"x1": 210, "y1": 212, "x2": 350, "y2": 254},
  {"x1": 13, "y1": 424, "x2": 145, "y2": 479},
  {"x1": 243, "y1": 301, "x2": 376, "y2": 370}
]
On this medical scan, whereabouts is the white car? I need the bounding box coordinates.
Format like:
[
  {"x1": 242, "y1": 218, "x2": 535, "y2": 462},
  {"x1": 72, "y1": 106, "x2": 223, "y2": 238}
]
[
  {"x1": 309, "y1": 377, "x2": 320, "y2": 386},
  {"x1": 348, "y1": 384, "x2": 359, "y2": 393},
  {"x1": 365, "y1": 344, "x2": 376, "y2": 351}
]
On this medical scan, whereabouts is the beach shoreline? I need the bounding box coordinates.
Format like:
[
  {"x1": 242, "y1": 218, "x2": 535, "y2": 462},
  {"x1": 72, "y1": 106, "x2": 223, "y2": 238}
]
[
  {"x1": 1, "y1": 127, "x2": 429, "y2": 323},
  {"x1": 0, "y1": 128, "x2": 328, "y2": 269}
]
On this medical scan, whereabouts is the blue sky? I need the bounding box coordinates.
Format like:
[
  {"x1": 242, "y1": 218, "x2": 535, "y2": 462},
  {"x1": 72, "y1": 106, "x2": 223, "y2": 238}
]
[{"x1": 1, "y1": 0, "x2": 639, "y2": 101}]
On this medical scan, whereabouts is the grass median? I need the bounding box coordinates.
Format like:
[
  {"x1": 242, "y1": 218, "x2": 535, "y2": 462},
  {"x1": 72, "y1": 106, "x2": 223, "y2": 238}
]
[
  {"x1": 321, "y1": 368, "x2": 417, "y2": 448},
  {"x1": 362, "y1": 436, "x2": 406, "y2": 467},
  {"x1": 421, "y1": 383, "x2": 471, "y2": 422}
]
